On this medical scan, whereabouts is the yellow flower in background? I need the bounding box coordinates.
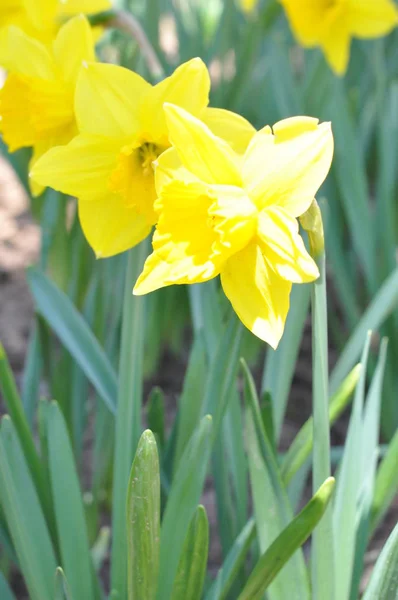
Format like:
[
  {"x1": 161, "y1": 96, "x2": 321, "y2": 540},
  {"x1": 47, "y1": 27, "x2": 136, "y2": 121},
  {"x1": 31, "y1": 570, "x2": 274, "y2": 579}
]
[
  {"x1": 31, "y1": 58, "x2": 255, "y2": 258},
  {"x1": 0, "y1": 15, "x2": 96, "y2": 195},
  {"x1": 134, "y1": 107, "x2": 333, "y2": 348},
  {"x1": 0, "y1": 0, "x2": 111, "y2": 43},
  {"x1": 239, "y1": 0, "x2": 259, "y2": 14},
  {"x1": 280, "y1": 0, "x2": 398, "y2": 75}
]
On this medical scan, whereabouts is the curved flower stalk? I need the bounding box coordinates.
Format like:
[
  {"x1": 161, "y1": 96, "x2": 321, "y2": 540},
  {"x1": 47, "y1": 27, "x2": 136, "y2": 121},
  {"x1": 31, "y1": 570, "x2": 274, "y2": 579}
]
[
  {"x1": 0, "y1": 0, "x2": 111, "y2": 43},
  {"x1": 280, "y1": 0, "x2": 398, "y2": 75},
  {"x1": 31, "y1": 59, "x2": 255, "y2": 258},
  {"x1": 0, "y1": 15, "x2": 96, "y2": 196},
  {"x1": 134, "y1": 107, "x2": 334, "y2": 348}
]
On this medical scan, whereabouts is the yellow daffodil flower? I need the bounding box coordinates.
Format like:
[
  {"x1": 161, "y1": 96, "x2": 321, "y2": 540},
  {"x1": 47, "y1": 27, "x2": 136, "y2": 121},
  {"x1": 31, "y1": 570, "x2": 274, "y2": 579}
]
[
  {"x1": 134, "y1": 106, "x2": 333, "y2": 348},
  {"x1": 31, "y1": 58, "x2": 255, "y2": 258},
  {"x1": 0, "y1": 0, "x2": 110, "y2": 43},
  {"x1": 280, "y1": 0, "x2": 398, "y2": 75},
  {"x1": 0, "y1": 15, "x2": 96, "y2": 195}
]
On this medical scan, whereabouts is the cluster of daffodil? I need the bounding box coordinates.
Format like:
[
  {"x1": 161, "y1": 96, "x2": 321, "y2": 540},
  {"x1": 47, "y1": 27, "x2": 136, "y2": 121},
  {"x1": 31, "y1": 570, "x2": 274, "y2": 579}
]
[
  {"x1": 0, "y1": 2, "x2": 337, "y2": 349},
  {"x1": 241, "y1": 0, "x2": 398, "y2": 75}
]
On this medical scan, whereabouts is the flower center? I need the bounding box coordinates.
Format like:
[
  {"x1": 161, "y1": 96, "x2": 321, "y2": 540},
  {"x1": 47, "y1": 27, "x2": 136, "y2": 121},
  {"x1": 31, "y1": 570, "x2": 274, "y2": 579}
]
[{"x1": 109, "y1": 141, "x2": 164, "y2": 225}]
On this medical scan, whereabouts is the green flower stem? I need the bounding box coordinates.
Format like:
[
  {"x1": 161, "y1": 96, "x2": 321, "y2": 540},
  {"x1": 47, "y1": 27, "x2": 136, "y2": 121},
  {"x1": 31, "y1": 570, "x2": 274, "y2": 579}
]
[
  {"x1": 311, "y1": 253, "x2": 335, "y2": 600},
  {"x1": 110, "y1": 240, "x2": 149, "y2": 598}
]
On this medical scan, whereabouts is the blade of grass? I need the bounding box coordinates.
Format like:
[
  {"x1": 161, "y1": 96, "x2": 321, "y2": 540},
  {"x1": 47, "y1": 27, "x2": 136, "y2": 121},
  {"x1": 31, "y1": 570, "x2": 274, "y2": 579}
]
[
  {"x1": 370, "y1": 426, "x2": 398, "y2": 535},
  {"x1": 54, "y1": 568, "x2": 72, "y2": 600},
  {"x1": 362, "y1": 520, "x2": 398, "y2": 600},
  {"x1": 21, "y1": 325, "x2": 42, "y2": 427},
  {"x1": 238, "y1": 478, "x2": 335, "y2": 600}
]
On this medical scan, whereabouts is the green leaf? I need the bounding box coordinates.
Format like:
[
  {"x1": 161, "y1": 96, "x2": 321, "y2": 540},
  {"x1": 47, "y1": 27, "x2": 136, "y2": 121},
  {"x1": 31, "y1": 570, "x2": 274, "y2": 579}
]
[
  {"x1": 362, "y1": 520, "x2": 398, "y2": 600},
  {"x1": 330, "y1": 267, "x2": 398, "y2": 394},
  {"x1": 46, "y1": 402, "x2": 96, "y2": 600},
  {"x1": 0, "y1": 344, "x2": 50, "y2": 518},
  {"x1": 0, "y1": 572, "x2": 17, "y2": 600},
  {"x1": 21, "y1": 325, "x2": 42, "y2": 426},
  {"x1": 54, "y1": 568, "x2": 72, "y2": 600},
  {"x1": 171, "y1": 505, "x2": 209, "y2": 600},
  {"x1": 333, "y1": 334, "x2": 371, "y2": 600},
  {"x1": 157, "y1": 415, "x2": 213, "y2": 600},
  {"x1": 205, "y1": 518, "x2": 255, "y2": 600},
  {"x1": 0, "y1": 417, "x2": 57, "y2": 600},
  {"x1": 111, "y1": 240, "x2": 149, "y2": 598},
  {"x1": 371, "y1": 426, "x2": 398, "y2": 534},
  {"x1": 147, "y1": 388, "x2": 166, "y2": 449},
  {"x1": 127, "y1": 430, "x2": 160, "y2": 600},
  {"x1": 26, "y1": 268, "x2": 117, "y2": 414},
  {"x1": 242, "y1": 360, "x2": 310, "y2": 600},
  {"x1": 238, "y1": 478, "x2": 335, "y2": 600},
  {"x1": 281, "y1": 364, "x2": 361, "y2": 485}
]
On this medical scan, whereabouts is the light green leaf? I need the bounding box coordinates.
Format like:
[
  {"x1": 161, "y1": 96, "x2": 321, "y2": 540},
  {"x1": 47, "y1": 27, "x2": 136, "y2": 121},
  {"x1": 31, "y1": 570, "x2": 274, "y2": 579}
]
[
  {"x1": 157, "y1": 415, "x2": 213, "y2": 600},
  {"x1": 46, "y1": 402, "x2": 96, "y2": 600},
  {"x1": 371, "y1": 426, "x2": 398, "y2": 535},
  {"x1": 362, "y1": 520, "x2": 398, "y2": 600},
  {"x1": 238, "y1": 478, "x2": 335, "y2": 600},
  {"x1": 127, "y1": 430, "x2": 160, "y2": 600},
  {"x1": 0, "y1": 417, "x2": 57, "y2": 600},
  {"x1": 26, "y1": 268, "x2": 117, "y2": 414},
  {"x1": 171, "y1": 505, "x2": 209, "y2": 600},
  {"x1": 205, "y1": 519, "x2": 255, "y2": 600},
  {"x1": 281, "y1": 364, "x2": 361, "y2": 485},
  {"x1": 54, "y1": 568, "x2": 72, "y2": 600}
]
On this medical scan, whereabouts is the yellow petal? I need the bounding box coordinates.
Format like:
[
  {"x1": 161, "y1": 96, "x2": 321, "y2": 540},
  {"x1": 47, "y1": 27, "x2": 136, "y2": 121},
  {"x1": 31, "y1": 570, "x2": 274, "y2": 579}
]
[
  {"x1": 164, "y1": 104, "x2": 242, "y2": 185},
  {"x1": 346, "y1": 0, "x2": 398, "y2": 38},
  {"x1": 272, "y1": 116, "x2": 319, "y2": 142},
  {"x1": 243, "y1": 120, "x2": 333, "y2": 217},
  {"x1": 29, "y1": 128, "x2": 75, "y2": 196},
  {"x1": 24, "y1": 0, "x2": 57, "y2": 33},
  {"x1": 75, "y1": 63, "x2": 151, "y2": 138},
  {"x1": 220, "y1": 241, "x2": 292, "y2": 348},
  {"x1": 0, "y1": 25, "x2": 55, "y2": 78},
  {"x1": 320, "y1": 16, "x2": 351, "y2": 75},
  {"x1": 202, "y1": 107, "x2": 256, "y2": 154},
  {"x1": 58, "y1": 0, "x2": 111, "y2": 16},
  {"x1": 134, "y1": 180, "x2": 221, "y2": 295},
  {"x1": 30, "y1": 134, "x2": 119, "y2": 200},
  {"x1": 78, "y1": 195, "x2": 151, "y2": 258},
  {"x1": 140, "y1": 58, "x2": 210, "y2": 145},
  {"x1": 280, "y1": 0, "x2": 326, "y2": 46},
  {"x1": 257, "y1": 207, "x2": 319, "y2": 283},
  {"x1": 53, "y1": 15, "x2": 95, "y2": 84},
  {"x1": 154, "y1": 147, "x2": 199, "y2": 196}
]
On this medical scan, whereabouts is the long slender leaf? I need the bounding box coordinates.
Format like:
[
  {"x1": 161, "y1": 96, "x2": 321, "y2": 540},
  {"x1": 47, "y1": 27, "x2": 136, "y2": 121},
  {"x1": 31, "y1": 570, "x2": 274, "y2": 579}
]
[
  {"x1": 127, "y1": 430, "x2": 160, "y2": 600},
  {"x1": 0, "y1": 572, "x2": 17, "y2": 600},
  {"x1": 205, "y1": 519, "x2": 256, "y2": 600},
  {"x1": 0, "y1": 417, "x2": 57, "y2": 600},
  {"x1": 54, "y1": 568, "x2": 72, "y2": 600},
  {"x1": 371, "y1": 426, "x2": 398, "y2": 534},
  {"x1": 27, "y1": 268, "x2": 117, "y2": 413},
  {"x1": 238, "y1": 478, "x2": 335, "y2": 600},
  {"x1": 281, "y1": 364, "x2": 361, "y2": 485},
  {"x1": 157, "y1": 415, "x2": 213, "y2": 600},
  {"x1": 47, "y1": 402, "x2": 95, "y2": 600},
  {"x1": 171, "y1": 505, "x2": 209, "y2": 600},
  {"x1": 111, "y1": 240, "x2": 148, "y2": 598},
  {"x1": 362, "y1": 520, "x2": 398, "y2": 600}
]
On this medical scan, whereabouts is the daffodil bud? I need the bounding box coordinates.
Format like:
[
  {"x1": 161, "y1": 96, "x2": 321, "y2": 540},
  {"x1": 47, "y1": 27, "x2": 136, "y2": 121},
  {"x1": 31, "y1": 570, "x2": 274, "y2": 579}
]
[{"x1": 299, "y1": 200, "x2": 324, "y2": 260}]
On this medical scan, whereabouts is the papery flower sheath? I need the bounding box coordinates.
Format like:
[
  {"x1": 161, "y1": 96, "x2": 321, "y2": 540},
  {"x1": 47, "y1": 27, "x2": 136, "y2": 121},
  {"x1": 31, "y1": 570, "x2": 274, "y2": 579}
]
[
  {"x1": 134, "y1": 106, "x2": 334, "y2": 348},
  {"x1": 0, "y1": 0, "x2": 111, "y2": 43},
  {"x1": 280, "y1": 0, "x2": 398, "y2": 75},
  {"x1": 0, "y1": 15, "x2": 96, "y2": 195},
  {"x1": 31, "y1": 59, "x2": 255, "y2": 258}
]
